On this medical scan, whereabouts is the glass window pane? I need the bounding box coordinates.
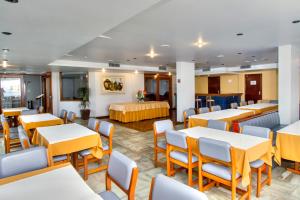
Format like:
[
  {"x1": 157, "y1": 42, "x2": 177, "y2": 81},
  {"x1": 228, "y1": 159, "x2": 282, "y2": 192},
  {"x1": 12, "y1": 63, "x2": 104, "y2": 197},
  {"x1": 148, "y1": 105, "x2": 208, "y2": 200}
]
[
  {"x1": 61, "y1": 73, "x2": 88, "y2": 100},
  {"x1": 0, "y1": 78, "x2": 21, "y2": 108}
]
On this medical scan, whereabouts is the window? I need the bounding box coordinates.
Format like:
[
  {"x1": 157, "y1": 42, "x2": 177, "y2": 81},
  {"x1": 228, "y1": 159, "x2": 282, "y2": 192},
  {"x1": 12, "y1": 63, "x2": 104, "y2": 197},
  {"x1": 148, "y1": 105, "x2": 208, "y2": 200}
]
[
  {"x1": 60, "y1": 72, "x2": 88, "y2": 101},
  {"x1": 0, "y1": 77, "x2": 22, "y2": 108}
]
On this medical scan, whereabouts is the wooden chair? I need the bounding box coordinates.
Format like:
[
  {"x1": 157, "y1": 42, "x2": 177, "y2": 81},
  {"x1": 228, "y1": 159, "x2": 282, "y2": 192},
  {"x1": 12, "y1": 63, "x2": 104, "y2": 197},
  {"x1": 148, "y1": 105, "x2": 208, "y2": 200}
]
[
  {"x1": 87, "y1": 118, "x2": 100, "y2": 131},
  {"x1": 98, "y1": 151, "x2": 138, "y2": 200},
  {"x1": 240, "y1": 101, "x2": 247, "y2": 106},
  {"x1": 183, "y1": 108, "x2": 196, "y2": 128},
  {"x1": 149, "y1": 174, "x2": 208, "y2": 200},
  {"x1": 67, "y1": 111, "x2": 76, "y2": 123},
  {"x1": 198, "y1": 137, "x2": 251, "y2": 200},
  {"x1": 153, "y1": 119, "x2": 174, "y2": 167},
  {"x1": 38, "y1": 106, "x2": 44, "y2": 113},
  {"x1": 78, "y1": 121, "x2": 115, "y2": 180},
  {"x1": 198, "y1": 107, "x2": 209, "y2": 114},
  {"x1": 230, "y1": 102, "x2": 238, "y2": 109},
  {"x1": 210, "y1": 105, "x2": 221, "y2": 112},
  {"x1": 59, "y1": 109, "x2": 68, "y2": 123},
  {"x1": 248, "y1": 100, "x2": 255, "y2": 105},
  {"x1": 166, "y1": 130, "x2": 198, "y2": 186},
  {"x1": 0, "y1": 115, "x2": 20, "y2": 153},
  {"x1": 241, "y1": 125, "x2": 272, "y2": 197},
  {"x1": 207, "y1": 119, "x2": 229, "y2": 131}
]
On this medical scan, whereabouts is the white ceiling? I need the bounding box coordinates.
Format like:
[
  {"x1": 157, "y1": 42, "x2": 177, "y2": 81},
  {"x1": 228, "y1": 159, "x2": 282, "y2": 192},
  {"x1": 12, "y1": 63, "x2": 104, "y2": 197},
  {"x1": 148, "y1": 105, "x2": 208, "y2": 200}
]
[{"x1": 1, "y1": 0, "x2": 300, "y2": 73}]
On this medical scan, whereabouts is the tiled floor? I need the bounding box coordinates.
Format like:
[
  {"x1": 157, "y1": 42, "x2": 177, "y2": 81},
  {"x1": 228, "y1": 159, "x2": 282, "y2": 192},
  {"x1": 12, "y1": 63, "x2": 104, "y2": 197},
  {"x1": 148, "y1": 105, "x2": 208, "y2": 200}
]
[{"x1": 1, "y1": 120, "x2": 300, "y2": 200}]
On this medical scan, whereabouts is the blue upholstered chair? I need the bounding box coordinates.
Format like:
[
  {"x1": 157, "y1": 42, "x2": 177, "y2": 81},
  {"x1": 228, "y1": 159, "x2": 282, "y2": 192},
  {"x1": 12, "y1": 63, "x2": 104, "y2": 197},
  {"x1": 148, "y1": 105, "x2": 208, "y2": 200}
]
[
  {"x1": 210, "y1": 105, "x2": 221, "y2": 112},
  {"x1": 149, "y1": 174, "x2": 208, "y2": 200},
  {"x1": 240, "y1": 101, "x2": 247, "y2": 106},
  {"x1": 166, "y1": 130, "x2": 197, "y2": 186},
  {"x1": 59, "y1": 109, "x2": 68, "y2": 123},
  {"x1": 99, "y1": 151, "x2": 138, "y2": 200},
  {"x1": 21, "y1": 109, "x2": 38, "y2": 115},
  {"x1": 79, "y1": 121, "x2": 115, "y2": 180},
  {"x1": 0, "y1": 146, "x2": 49, "y2": 178},
  {"x1": 198, "y1": 137, "x2": 250, "y2": 200},
  {"x1": 67, "y1": 111, "x2": 76, "y2": 123},
  {"x1": 241, "y1": 125, "x2": 272, "y2": 197},
  {"x1": 87, "y1": 118, "x2": 100, "y2": 131},
  {"x1": 153, "y1": 119, "x2": 174, "y2": 167},
  {"x1": 183, "y1": 108, "x2": 196, "y2": 128},
  {"x1": 207, "y1": 120, "x2": 228, "y2": 131},
  {"x1": 1, "y1": 114, "x2": 20, "y2": 153},
  {"x1": 248, "y1": 100, "x2": 255, "y2": 105},
  {"x1": 198, "y1": 107, "x2": 210, "y2": 114},
  {"x1": 230, "y1": 102, "x2": 238, "y2": 109}
]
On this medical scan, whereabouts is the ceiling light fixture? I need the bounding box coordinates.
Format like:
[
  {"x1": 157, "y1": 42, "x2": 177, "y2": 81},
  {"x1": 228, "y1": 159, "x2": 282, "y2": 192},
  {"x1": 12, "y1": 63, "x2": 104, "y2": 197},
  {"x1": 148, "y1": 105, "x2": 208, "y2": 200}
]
[
  {"x1": 217, "y1": 54, "x2": 224, "y2": 58},
  {"x1": 2, "y1": 32, "x2": 12, "y2": 35},
  {"x1": 292, "y1": 20, "x2": 300, "y2": 24},
  {"x1": 102, "y1": 68, "x2": 106, "y2": 73},
  {"x1": 237, "y1": 52, "x2": 242, "y2": 55},
  {"x1": 2, "y1": 60, "x2": 8, "y2": 68},
  {"x1": 64, "y1": 54, "x2": 72, "y2": 57},
  {"x1": 108, "y1": 60, "x2": 113, "y2": 62},
  {"x1": 236, "y1": 33, "x2": 244, "y2": 36},
  {"x1": 146, "y1": 49, "x2": 158, "y2": 58},
  {"x1": 168, "y1": 72, "x2": 171, "y2": 76},
  {"x1": 134, "y1": 70, "x2": 138, "y2": 74},
  {"x1": 160, "y1": 44, "x2": 170, "y2": 47},
  {"x1": 194, "y1": 38, "x2": 208, "y2": 48},
  {"x1": 97, "y1": 35, "x2": 112, "y2": 39},
  {"x1": 244, "y1": 60, "x2": 251, "y2": 63}
]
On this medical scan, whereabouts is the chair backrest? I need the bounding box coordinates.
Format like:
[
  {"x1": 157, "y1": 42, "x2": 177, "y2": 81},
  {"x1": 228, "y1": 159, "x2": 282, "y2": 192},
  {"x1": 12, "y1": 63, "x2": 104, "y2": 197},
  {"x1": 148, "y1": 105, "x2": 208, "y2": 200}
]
[
  {"x1": 241, "y1": 125, "x2": 271, "y2": 139},
  {"x1": 153, "y1": 119, "x2": 173, "y2": 135},
  {"x1": 99, "y1": 121, "x2": 114, "y2": 137},
  {"x1": 183, "y1": 108, "x2": 195, "y2": 118},
  {"x1": 198, "y1": 107, "x2": 209, "y2": 114},
  {"x1": 17, "y1": 126, "x2": 31, "y2": 149},
  {"x1": 248, "y1": 100, "x2": 254, "y2": 105},
  {"x1": 199, "y1": 137, "x2": 232, "y2": 163},
  {"x1": 21, "y1": 109, "x2": 38, "y2": 115},
  {"x1": 0, "y1": 114, "x2": 9, "y2": 132},
  {"x1": 166, "y1": 130, "x2": 188, "y2": 149},
  {"x1": 67, "y1": 111, "x2": 76, "y2": 122},
  {"x1": 240, "y1": 101, "x2": 247, "y2": 106},
  {"x1": 149, "y1": 174, "x2": 208, "y2": 200},
  {"x1": 207, "y1": 120, "x2": 228, "y2": 131},
  {"x1": 38, "y1": 106, "x2": 44, "y2": 113},
  {"x1": 107, "y1": 151, "x2": 138, "y2": 192},
  {"x1": 211, "y1": 105, "x2": 221, "y2": 112},
  {"x1": 59, "y1": 109, "x2": 67, "y2": 119},
  {"x1": 0, "y1": 146, "x2": 49, "y2": 178},
  {"x1": 230, "y1": 102, "x2": 238, "y2": 109},
  {"x1": 87, "y1": 118, "x2": 99, "y2": 131}
]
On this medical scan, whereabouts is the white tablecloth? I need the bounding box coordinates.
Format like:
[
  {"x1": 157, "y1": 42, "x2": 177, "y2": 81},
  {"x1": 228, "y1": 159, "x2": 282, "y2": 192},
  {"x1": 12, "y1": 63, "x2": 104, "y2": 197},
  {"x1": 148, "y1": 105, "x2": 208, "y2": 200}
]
[
  {"x1": 2, "y1": 107, "x2": 28, "y2": 112},
  {"x1": 0, "y1": 165, "x2": 103, "y2": 200},
  {"x1": 277, "y1": 120, "x2": 300, "y2": 136},
  {"x1": 190, "y1": 109, "x2": 254, "y2": 120},
  {"x1": 19, "y1": 113, "x2": 61, "y2": 123}
]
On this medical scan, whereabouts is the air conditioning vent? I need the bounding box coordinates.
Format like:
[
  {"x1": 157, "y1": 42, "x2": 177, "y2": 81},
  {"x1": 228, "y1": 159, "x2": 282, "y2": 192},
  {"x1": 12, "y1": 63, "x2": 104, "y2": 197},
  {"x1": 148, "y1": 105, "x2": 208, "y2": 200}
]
[
  {"x1": 159, "y1": 66, "x2": 167, "y2": 71},
  {"x1": 109, "y1": 63, "x2": 120, "y2": 67},
  {"x1": 202, "y1": 67, "x2": 211, "y2": 72},
  {"x1": 240, "y1": 65, "x2": 251, "y2": 69}
]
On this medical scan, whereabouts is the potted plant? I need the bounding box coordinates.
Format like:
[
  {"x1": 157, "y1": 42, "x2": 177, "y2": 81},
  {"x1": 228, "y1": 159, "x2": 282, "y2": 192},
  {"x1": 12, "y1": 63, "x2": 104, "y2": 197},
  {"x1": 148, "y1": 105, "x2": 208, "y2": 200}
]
[{"x1": 78, "y1": 87, "x2": 90, "y2": 120}]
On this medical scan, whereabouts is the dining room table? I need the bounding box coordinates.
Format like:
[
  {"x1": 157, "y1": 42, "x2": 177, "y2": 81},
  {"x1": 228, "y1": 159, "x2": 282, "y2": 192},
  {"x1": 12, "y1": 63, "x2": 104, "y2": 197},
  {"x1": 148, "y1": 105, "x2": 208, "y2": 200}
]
[
  {"x1": 237, "y1": 103, "x2": 278, "y2": 114},
  {"x1": 0, "y1": 163, "x2": 103, "y2": 200},
  {"x1": 180, "y1": 126, "x2": 273, "y2": 187}
]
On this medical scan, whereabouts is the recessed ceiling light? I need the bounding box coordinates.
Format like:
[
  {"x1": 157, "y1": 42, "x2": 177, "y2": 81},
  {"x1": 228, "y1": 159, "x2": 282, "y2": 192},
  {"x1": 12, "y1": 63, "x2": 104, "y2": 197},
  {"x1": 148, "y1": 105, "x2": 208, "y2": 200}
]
[
  {"x1": 237, "y1": 52, "x2": 242, "y2": 55},
  {"x1": 236, "y1": 33, "x2": 244, "y2": 36},
  {"x1": 245, "y1": 60, "x2": 251, "y2": 63},
  {"x1": 84, "y1": 56, "x2": 88, "y2": 59},
  {"x1": 217, "y1": 54, "x2": 224, "y2": 58},
  {"x1": 168, "y1": 72, "x2": 172, "y2": 76},
  {"x1": 253, "y1": 59, "x2": 257, "y2": 62},
  {"x1": 5, "y1": 0, "x2": 18, "y2": 3},
  {"x1": 194, "y1": 38, "x2": 208, "y2": 48},
  {"x1": 102, "y1": 68, "x2": 106, "y2": 73},
  {"x1": 2, "y1": 32, "x2": 12, "y2": 35},
  {"x1": 292, "y1": 20, "x2": 300, "y2": 24},
  {"x1": 134, "y1": 70, "x2": 138, "y2": 74},
  {"x1": 2, "y1": 48, "x2": 9, "y2": 53},
  {"x1": 221, "y1": 63, "x2": 225, "y2": 66},
  {"x1": 160, "y1": 44, "x2": 170, "y2": 47},
  {"x1": 97, "y1": 35, "x2": 112, "y2": 39},
  {"x1": 64, "y1": 54, "x2": 72, "y2": 57},
  {"x1": 126, "y1": 59, "x2": 130, "y2": 62},
  {"x1": 146, "y1": 49, "x2": 158, "y2": 58},
  {"x1": 2, "y1": 60, "x2": 8, "y2": 68},
  {"x1": 133, "y1": 58, "x2": 137, "y2": 60}
]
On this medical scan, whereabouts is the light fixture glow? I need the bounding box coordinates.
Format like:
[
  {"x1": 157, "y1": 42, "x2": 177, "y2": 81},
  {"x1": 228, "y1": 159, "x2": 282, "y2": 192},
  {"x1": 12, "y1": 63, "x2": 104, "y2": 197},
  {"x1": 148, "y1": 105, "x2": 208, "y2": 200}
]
[
  {"x1": 146, "y1": 49, "x2": 158, "y2": 58},
  {"x1": 97, "y1": 35, "x2": 112, "y2": 39},
  {"x1": 168, "y1": 72, "x2": 171, "y2": 76},
  {"x1": 217, "y1": 54, "x2": 224, "y2": 58},
  {"x1": 2, "y1": 60, "x2": 8, "y2": 68},
  {"x1": 160, "y1": 44, "x2": 170, "y2": 47},
  {"x1": 194, "y1": 38, "x2": 208, "y2": 48},
  {"x1": 134, "y1": 70, "x2": 138, "y2": 74},
  {"x1": 102, "y1": 68, "x2": 106, "y2": 73}
]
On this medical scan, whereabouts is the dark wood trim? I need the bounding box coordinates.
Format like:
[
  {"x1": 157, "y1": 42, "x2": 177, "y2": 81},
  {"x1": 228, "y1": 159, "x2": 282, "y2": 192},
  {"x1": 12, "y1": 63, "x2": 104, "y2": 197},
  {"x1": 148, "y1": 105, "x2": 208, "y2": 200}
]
[{"x1": 41, "y1": 72, "x2": 53, "y2": 113}]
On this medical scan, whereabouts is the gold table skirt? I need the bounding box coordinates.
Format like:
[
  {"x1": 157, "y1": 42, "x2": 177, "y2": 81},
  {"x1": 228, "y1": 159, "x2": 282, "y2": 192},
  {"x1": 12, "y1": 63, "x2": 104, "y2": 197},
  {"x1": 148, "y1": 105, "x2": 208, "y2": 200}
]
[
  {"x1": 275, "y1": 133, "x2": 300, "y2": 165},
  {"x1": 109, "y1": 108, "x2": 169, "y2": 123}
]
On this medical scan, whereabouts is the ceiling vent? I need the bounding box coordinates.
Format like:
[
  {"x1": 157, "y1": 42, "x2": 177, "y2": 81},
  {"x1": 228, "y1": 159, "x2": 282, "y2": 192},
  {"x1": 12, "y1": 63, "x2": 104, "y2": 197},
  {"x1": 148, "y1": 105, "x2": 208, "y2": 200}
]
[
  {"x1": 109, "y1": 63, "x2": 120, "y2": 68},
  {"x1": 202, "y1": 67, "x2": 211, "y2": 72},
  {"x1": 159, "y1": 66, "x2": 167, "y2": 71},
  {"x1": 240, "y1": 65, "x2": 251, "y2": 69}
]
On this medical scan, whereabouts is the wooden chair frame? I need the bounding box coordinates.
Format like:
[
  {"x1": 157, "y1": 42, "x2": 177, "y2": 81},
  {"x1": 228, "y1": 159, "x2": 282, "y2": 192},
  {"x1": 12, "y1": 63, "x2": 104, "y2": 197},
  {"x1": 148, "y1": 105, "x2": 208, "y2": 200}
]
[
  {"x1": 67, "y1": 113, "x2": 76, "y2": 123},
  {"x1": 148, "y1": 177, "x2": 156, "y2": 200},
  {"x1": 166, "y1": 137, "x2": 198, "y2": 186},
  {"x1": 198, "y1": 147, "x2": 251, "y2": 200},
  {"x1": 183, "y1": 111, "x2": 189, "y2": 128},
  {"x1": 2, "y1": 119, "x2": 20, "y2": 153},
  {"x1": 105, "y1": 167, "x2": 138, "y2": 200},
  {"x1": 60, "y1": 111, "x2": 67, "y2": 124}
]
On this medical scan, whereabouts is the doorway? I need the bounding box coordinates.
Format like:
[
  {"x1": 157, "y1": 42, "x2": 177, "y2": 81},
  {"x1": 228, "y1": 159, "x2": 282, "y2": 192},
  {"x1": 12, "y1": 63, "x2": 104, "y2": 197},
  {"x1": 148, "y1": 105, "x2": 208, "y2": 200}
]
[
  {"x1": 208, "y1": 76, "x2": 220, "y2": 94},
  {"x1": 245, "y1": 74, "x2": 262, "y2": 103},
  {"x1": 42, "y1": 73, "x2": 53, "y2": 113}
]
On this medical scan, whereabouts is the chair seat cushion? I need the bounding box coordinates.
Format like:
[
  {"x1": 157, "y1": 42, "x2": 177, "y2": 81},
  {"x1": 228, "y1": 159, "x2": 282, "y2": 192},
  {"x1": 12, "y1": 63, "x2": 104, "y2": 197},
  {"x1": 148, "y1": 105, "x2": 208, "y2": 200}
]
[
  {"x1": 250, "y1": 159, "x2": 264, "y2": 168},
  {"x1": 170, "y1": 151, "x2": 198, "y2": 164},
  {"x1": 157, "y1": 140, "x2": 166, "y2": 149},
  {"x1": 202, "y1": 163, "x2": 240, "y2": 181},
  {"x1": 53, "y1": 155, "x2": 67, "y2": 162},
  {"x1": 99, "y1": 191, "x2": 120, "y2": 200},
  {"x1": 9, "y1": 132, "x2": 19, "y2": 140},
  {"x1": 79, "y1": 149, "x2": 91, "y2": 157},
  {"x1": 9, "y1": 127, "x2": 18, "y2": 133}
]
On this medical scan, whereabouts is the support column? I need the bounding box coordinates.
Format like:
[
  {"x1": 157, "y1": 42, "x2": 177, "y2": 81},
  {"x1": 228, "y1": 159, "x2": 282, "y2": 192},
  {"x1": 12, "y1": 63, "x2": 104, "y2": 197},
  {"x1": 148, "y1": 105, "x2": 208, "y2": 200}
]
[
  {"x1": 176, "y1": 62, "x2": 195, "y2": 122},
  {"x1": 278, "y1": 44, "x2": 300, "y2": 124}
]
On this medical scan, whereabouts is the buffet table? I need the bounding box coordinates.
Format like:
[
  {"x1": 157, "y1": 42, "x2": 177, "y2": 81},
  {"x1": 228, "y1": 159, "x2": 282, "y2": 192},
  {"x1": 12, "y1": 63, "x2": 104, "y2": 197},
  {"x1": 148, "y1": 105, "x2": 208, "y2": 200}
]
[{"x1": 109, "y1": 101, "x2": 170, "y2": 123}]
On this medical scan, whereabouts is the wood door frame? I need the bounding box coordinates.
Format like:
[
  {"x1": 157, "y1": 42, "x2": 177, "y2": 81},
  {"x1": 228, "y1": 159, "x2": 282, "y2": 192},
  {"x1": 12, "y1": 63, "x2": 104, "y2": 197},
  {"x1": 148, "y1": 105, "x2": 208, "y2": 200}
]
[
  {"x1": 41, "y1": 72, "x2": 53, "y2": 113},
  {"x1": 244, "y1": 73, "x2": 262, "y2": 102},
  {"x1": 144, "y1": 73, "x2": 172, "y2": 107}
]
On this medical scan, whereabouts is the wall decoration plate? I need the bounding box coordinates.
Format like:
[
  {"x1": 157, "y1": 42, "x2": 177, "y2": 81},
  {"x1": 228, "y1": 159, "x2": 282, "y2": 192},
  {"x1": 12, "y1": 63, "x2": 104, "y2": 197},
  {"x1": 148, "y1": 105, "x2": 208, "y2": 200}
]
[{"x1": 102, "y1": 76, "x2": 125, "y2": 94}]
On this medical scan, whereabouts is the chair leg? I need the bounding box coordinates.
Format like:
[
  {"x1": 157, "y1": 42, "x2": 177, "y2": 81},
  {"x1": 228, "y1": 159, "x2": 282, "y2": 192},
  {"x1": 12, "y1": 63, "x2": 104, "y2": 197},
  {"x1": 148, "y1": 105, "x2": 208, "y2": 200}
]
[
  {"x1": 231, "y1": 181, "x2": 236, "y2": 200},
  {"x1": 188, "y1": 166, "x2": 193, "y2": 186},
  {"x1": 166, "y1": 158, "x2": 171, "y2": 176},
  {"x1": 154, "y1": 148, "x2": 157, "y2": 167},
  {"x1": 83, "y1": 156, "x2": 88, "y2": 181},
  {"x1": 198, "y1": 167, "x2": 203, "y2": 191},
  {"x1": 267, "y1": 165, "x2": 272, "y2": 186},
  {"x1": 247, "y1": 172, "x2": 252, "y2": 200},
  {"x1": 256, "y1": 168, "x2": 262, "y2": 197}
]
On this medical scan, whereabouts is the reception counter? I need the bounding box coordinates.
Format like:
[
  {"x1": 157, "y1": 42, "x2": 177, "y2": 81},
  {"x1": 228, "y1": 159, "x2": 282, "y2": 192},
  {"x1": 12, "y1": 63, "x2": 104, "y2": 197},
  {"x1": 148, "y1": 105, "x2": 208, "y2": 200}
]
[{"x1": 196, "y1": 93, "x2": 242, "y2": 109}]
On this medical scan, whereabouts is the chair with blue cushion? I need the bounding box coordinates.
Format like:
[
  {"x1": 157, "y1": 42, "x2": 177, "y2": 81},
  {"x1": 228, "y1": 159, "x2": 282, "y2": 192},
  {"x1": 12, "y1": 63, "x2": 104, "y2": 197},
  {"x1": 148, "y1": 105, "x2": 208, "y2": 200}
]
[
  {"x1": 198, "y1": 107, "x2": 210, "y2": 114},
  {"x1": 1, "y1": 114, "x2": 20, "y2": 153},
  {"x1": 21, "y1": 109, "x2": 38, "y2": 115},
  {"x1": 99, "y1": 151, "x2": 138, "y2": 200},
  {"x1": 59, "y1": 109, "x2": 68, "y2": 123},
  {"x1": 183, "y1": 108, "x2": 196, "y2": 128},
  {"x1": 79, "y1": 121, "x2": 115, "y2": 180},
  {"x1": 149, "y1": 174, "x2": 208, "y2": 200},
  {"x1": 207, "y1": 120, "x2": 229, "y2": 131},
  {"x1": 0, "y1": 146, "x2": 49, "y2": 178},
  {"x1": 87, "y1": 118, "x2": 100, "y2": 131},
  {"x1": 166, "y1": 130, "x2": 197, "y2": 186},
  {"x1": 210, "y1": 105, "x2": 221, "y2": 112},
  {"x1": 67, "y1": 111, "x2": 76, "y2": 123},
  {"x1": 230, "y1": 102, "x2": 238, "y2": 109},
  {"x1": 153, "y1": 119, "x2": 174, "y2": 167},
  {"x1": 241, "y1": 125, "x2": 272, "y2": 197},
  {"x1": 198, "y1": 137, "x2": 250, "y2": 200}
]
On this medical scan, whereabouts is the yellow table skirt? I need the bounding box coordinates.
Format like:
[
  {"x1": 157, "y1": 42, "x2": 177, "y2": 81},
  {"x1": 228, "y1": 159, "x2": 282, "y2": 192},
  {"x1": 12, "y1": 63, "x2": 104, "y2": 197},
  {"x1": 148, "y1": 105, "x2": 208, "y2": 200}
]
[
  {"x1": 109, "y1": 108, "x2": 169, "y2": 123},
  {"x1": 239, "y1": 105, "x2": 278, "y2": 115},
  {"x1": 275, "y1": 133, "x2": 300, "y2": 165},
  {"x1": 190, "y1": 138, "x2": 272, "y2": 186},
  {"x1": 188, "y1": 111, "x2": 254, "y2": 128},
  {"x1": 32, "y1": 130, "x2": 103, "y2": 160}
]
